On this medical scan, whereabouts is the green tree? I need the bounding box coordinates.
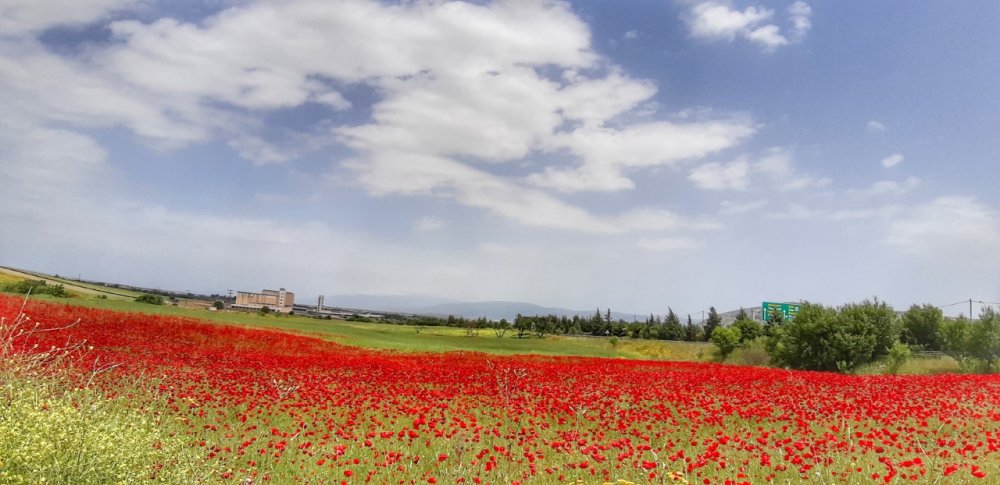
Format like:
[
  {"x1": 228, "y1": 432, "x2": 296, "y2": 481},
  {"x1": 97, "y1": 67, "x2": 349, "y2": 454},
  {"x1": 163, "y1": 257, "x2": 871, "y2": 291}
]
[
  {"x1": 492, "y1": 319, "x2": 510, "y2": 338},
  {"x1": 684, "y1": 314, "x2": 702, "y2": 342},
  {"x1": 766, "y1": 300, "x2": 901, "y2": 372},
  {"x1": 663, "y1": 308, "x2": 684, "y2": 341},
  {"x1": 1, "y1": 279, "x2": 68, "y2": 297},
  {"x1": 135, "y1": 293, "x2": 164, "y2": 305},
  {"x1": 212, "y1": 300, "x2": 224, "y2": 310},
  {"x1": 733, "y1": 309, "x2": 763, "y2": 343},
  {"x1": 839, "y1": 298, "x2": 900, "y2": 361},
  {"x1": 901, "y1": 304, "x2": 944, "y2": 350},
  {"x1": 969, "y1": 308, "x2": 1000, "y2": 371},
  {"x1": 942, "y1": 316, "x2": 972, "y2": 359},
  {"x1": 766, "y1": 303, "x2": 844, "y2": 371},
  {"x1": 703, "y1": 307, "x2": 721, "y2": 342},
  {"x1": 710, "y1": 326, "x2": 742, "y2": 361}
]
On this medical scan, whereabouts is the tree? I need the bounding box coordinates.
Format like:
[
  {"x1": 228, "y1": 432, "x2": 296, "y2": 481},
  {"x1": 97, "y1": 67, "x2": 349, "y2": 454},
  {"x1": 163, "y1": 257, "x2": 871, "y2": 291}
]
[
  {"x1": 663, "y1": 308, "x2": 684, "y2": 341},
  {"x1": 733, "y1": 309, "x2": 763, "y2": 343},
  {"x1": 703, "y1": 307, "x2": 721, "y2": 342},
  {"x1": 213, "y1": 300, "x2": 224, "y2": 310},
  {"x1": 766, "y1": 299, "x2": 901, "y2": 372},
  {"x1": 901, "y1": 304, "x2": 944, "y2": 350},
  {"x1": 492, "y1": 319, "x2": 510, "y2": 338},
  {"x1": 839, "y1": 298, "x2": 900, "y2": 361},
  {"x1": 135, "y1": 293, "x2": 164, "y2": 305},
  {"x1": 2, "y1": 279, "x2": 68, "y2": 297},
  {"x1": 763, "y1": 309, "x2": 784, "y2": 337},
  {"x1": 684, "y1": 314, "x2": 702, "y2": 342},
  {"x1": 942, "y1": 316, "x2": 972, "y2": 360},
  {"x1": 710, "y1": 326, "x2": 742, "y2": 361},
  {"x1": 533, "y1": 318, "x2": 552, "y2": 338},
  {"x1": 968, "y1": 308, "x2": 1000, "y2": 371},
  {"x1": 514, "y1": 314, "x2": 531, "y2": 338}
]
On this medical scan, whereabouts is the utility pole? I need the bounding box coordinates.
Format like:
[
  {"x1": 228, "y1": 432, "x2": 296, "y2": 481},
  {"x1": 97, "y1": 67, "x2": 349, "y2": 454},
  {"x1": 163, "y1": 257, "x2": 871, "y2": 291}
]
[{"x1": 970, "y1": 299, "x2": 974, "y2": 321}]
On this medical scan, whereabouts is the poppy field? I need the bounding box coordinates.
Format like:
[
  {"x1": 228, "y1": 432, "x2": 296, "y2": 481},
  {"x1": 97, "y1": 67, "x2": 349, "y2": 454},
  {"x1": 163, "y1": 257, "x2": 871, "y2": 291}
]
[{"x1": 3, "y1": 294, "x2": 1000, "y2": 484}]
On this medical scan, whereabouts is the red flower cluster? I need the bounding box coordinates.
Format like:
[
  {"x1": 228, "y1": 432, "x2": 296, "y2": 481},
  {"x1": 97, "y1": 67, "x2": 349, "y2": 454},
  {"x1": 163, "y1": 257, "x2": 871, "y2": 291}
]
[{"x1": 4, "y1": 295, "x2": 999, "y2": 483}]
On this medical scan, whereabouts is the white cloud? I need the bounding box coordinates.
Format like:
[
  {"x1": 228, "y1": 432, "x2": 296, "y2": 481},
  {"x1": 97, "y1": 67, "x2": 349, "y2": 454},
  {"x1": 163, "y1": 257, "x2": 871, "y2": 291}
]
[
  {"x1": 885, "y1": 197, "x2": 1000, "y2": 262},
  {"x1": 0, "y1": 0, "x2": 761, "y2": 235},
  {"x1": 532, "y1": 118, "x2": 755, "y2": 193},
  {"x1": 681, "y1": 1, "x2": 811, "y2": 52},
  {"x1": 881, "y1": 153, "x2": 904, "y2": 168},
  {"x1": 624, "y1": 30, "x2": 638, "y2": 40},
  {"x1": 685, "y1": 1, "x2": 774, "y2": 41},
  {"x1": 0, "y1": 0, "x2": 136, "y2": 36},
  {"x1": 690, "y1": 147, "x2": 829, "y2": 192},
  {"x1": 787, "y1": 1, "x2": 812, "y2": 40},
  {"x1": 867, "y1": 120, "x2": 887, "y2": 132},
  {"x1": 865, "y1": 176, "x2": 920, "y2": 195},
  {"x1": 414, "y1": 217, "x2": 446, "y2": 232},
  {"x1": 688, "y1": 159, "x2": 752, "y2": 190},
  {"x1": 746, "y1": 24, "x2": 788, "y2": 50},
  {"x1": 637, "y1": 237, "x2": 704, "y2": 251}
]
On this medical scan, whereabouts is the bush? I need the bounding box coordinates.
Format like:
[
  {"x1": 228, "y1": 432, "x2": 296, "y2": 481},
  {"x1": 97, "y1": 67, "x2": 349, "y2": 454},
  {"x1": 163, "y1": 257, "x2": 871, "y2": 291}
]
[
  {"x1": 135, "y1": 293, "x2": 164, "y2": 305},
  {"x1": 901, "y1": 304, "x2": 944, "y2": 351},
  {"x1": 886, "y1": 342, "x2": 912, "y2": 374},
  {"x1": 733, "y1": 317, "x2": 763, "y2": 343},
  {"x1": 727, "y1": 338, "x2": 771, "y2": 367},
  {"x1": 766, "y1": 299, "x2": 901, "y2": 372},
  {"x1": 1, "y1": 279, "x2": 68, "y2": 298},
  {"x1": 710, "y1": 326, "x2": 741, "y2": 361},
  {"x1": 968, "y1": 308, "x2": 1000, "y2": 372},
  {"x1": 0, "y1": 380, "x2": 197, "y2": 484}
]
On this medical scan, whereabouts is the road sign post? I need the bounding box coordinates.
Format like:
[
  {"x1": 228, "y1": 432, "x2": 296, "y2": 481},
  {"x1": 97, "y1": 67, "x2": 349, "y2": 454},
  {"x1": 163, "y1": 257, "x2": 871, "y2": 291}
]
[{"x1": 762, "y1": 302, "x2": 801, "y2": 322}]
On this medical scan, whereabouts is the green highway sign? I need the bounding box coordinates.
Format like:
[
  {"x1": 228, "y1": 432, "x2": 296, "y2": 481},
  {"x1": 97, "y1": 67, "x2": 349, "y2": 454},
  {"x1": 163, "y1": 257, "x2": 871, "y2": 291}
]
[{"x1": 762, "y1": 302, "x2": 800, "y2": 322}]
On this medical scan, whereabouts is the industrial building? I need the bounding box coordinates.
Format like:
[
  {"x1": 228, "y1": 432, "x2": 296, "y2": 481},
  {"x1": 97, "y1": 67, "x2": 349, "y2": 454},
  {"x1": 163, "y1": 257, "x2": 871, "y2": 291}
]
[{"x1": 232, "y1": 288, "x2": 294, "y2": 313}]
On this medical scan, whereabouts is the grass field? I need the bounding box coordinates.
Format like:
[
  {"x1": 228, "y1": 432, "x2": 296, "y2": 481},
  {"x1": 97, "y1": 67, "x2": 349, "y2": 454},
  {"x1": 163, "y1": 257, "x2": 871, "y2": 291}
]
[
  {"x1": 0, "y1": 266, "x2": 143, "y2": 299},
  {"x1": 5, "y1": 292, "x2": 714, "y2": 361}
]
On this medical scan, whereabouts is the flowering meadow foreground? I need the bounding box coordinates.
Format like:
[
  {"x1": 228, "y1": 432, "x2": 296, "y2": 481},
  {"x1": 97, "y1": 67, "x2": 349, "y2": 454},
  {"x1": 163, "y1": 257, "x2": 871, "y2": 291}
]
[{"x1": 2, "y1": 295, "x2": 999, "y2": 484}]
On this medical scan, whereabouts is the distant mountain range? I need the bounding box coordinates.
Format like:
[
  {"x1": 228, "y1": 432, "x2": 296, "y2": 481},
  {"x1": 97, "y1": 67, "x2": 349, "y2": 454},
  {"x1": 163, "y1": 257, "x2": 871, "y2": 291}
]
[{"x1": 322, "y1": 295, "x2": 644, "y2": 322}]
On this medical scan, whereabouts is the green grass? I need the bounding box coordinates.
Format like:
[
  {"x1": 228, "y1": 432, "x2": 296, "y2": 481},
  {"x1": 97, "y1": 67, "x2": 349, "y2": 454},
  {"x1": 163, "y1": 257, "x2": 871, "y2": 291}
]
[
  {"x1": 5, "y1": 293, "x2": 713, "y2": 361},
  {"x1": 0, "y1": 267, "x2": 142, "y2": 300}
]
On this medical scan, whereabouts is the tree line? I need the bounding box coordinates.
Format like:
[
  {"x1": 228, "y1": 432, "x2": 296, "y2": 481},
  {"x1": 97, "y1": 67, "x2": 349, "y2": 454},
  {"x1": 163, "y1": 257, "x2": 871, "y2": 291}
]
[
  {"x1": 358, "y1": 307, "x2": 726, "y2": 342},
  {"x1": 707, "y1": 299, "x2": 1000, "y2": 373}
]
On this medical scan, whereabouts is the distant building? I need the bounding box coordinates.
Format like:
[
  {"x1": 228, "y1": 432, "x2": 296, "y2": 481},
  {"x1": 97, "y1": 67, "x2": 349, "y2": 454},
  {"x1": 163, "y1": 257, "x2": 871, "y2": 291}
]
[
  {"x1": 232, "y1": 288, "x2": 295, "y2": 313},
  {"x1": 317, "y1": 295, "x2": 325, "y2": 310}
]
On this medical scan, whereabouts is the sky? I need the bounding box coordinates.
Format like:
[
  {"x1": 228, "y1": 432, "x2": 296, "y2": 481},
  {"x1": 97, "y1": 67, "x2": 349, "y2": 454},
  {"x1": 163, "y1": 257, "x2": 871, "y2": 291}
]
[{"x1": 2, "y1": 0, "x2": 999, "y2": 318}]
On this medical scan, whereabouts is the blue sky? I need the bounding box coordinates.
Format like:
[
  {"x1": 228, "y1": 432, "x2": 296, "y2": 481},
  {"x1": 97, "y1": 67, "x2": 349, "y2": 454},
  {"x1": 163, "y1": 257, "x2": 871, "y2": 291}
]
[{"x1": 2, "y1": 0, "x2": 998, "y2": 317}]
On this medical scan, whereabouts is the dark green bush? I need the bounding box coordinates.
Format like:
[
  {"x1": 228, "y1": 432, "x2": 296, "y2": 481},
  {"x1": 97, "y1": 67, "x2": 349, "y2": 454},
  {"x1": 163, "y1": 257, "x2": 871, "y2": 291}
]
[
  {"x1": 766, "y1": 299, "x2": 900, "y2": 372},
  {"x1": 1, "y1": 279, "x2": 68, "y2": 297},
  {"x1": 134, "y1": 293, "x2": 164, "y2": 305}
]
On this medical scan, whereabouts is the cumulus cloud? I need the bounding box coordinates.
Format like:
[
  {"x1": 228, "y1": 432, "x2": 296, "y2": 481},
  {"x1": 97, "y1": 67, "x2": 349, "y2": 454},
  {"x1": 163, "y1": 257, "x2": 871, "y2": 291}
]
[
  {"x1": 865, "y1": 176, "x2": 920, "y2": 195},
  {"x1": 867, "y1": 120, "x2": 887, "y2": 132},
  {"x1": 689, "y1": 148, "x2": 829, "y2": 191},
  {"x1": 0, "y1": 0, "x2": 758, "y2": 235},
  {"x1": 0, "y1": 0, "x2": 136, "y2": 36},
  {"x1": 881, "y1": 153, "x2": 904, "y2": 168},
  {"x1": 787, "y1": 1, "x2": 812, "y2": 40},
  {"x1": 680, "y1": 0, "x2": 811, "y2": 52},
  {"x1": 885, "y1": 197, "x2": 1000, "y2": 261},
  {"x1": 688, "y1": 159, "x2": 752, "y2": 190}
]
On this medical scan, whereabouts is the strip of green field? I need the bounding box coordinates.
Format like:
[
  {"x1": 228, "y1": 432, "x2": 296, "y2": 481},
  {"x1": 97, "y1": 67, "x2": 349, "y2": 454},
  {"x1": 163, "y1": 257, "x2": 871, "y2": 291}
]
[
  {"x1": 0, "y1": 267, "x2": 143, "y2": 299},
  {"x1": 4, "y1": 293, "x2": 712, "y2": 361}
]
